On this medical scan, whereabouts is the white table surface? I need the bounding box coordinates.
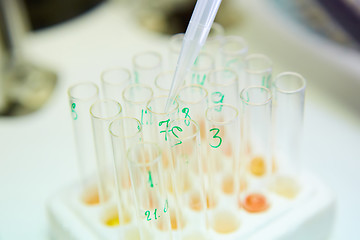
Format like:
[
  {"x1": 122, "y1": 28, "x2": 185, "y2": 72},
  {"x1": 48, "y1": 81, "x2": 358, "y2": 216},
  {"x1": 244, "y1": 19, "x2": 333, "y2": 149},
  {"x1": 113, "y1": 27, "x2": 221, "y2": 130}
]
[{"x1": 0, "y1": 1, "x2": 359, "y2": 239}]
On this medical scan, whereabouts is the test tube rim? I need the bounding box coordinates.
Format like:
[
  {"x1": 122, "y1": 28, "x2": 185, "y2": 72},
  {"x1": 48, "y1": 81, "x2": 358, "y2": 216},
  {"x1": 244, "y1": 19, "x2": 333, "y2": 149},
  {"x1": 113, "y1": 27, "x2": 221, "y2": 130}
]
[
  {"x1": 67, "y1": 81, "x2": 99, "y2": 101},
  {"x1": 100, "y1": 67, "x2": 132, "y2": 86},
  {"x1": 208, "y1": 68, "x2": 238, "y2": 87},
  {"x1": 167, "y1": 118, "x2": 200, "y2": 143},
  {"x1": 90, "y1": 99, "x2": 122, "y2": 120},
  {"x1": 192, "y1": 52, "x2": 215, "y2": 72},
  {"x1": 122, "y1": 83, "x2": 154, "y2": 105},
  {"x1": 176, "y1": 84, "x2": 208, "y2": 105},
  {"x1": 220, "y1": 35, "x2": 248, "y2": 56},
  {"x1": 205, "y1": 103, "x2": 239, "y2": 126},
  {"x1": 146, "y1": 95, "x2": 179, "y2": 116},
  {"x1": 245, "y1": 53, "x2": 273, "y2": 75},
  {"x1": 240, "y1": 86, "x2": 272, "y2": 106},
  {"x1": 154, "y1": 70, "x2": 175, "y2": 92},
  {"x1": 207, "y1": 22, "x2": 225, "y2": 41},
  {"x1": 132, "y1": 51, "x2": 162, "y2": 70},
  {"x1": 273, "y1": 72, "x2": 307, "y2": 94},
  {"x1": 127, "y1": 141, "x2": 162, "y2": 167},
  {"x1": 169, "y1": 33, "x2": 185, "y2": 53},
  {"x1": 109, "y1": 116, "x2": 142, "y2": 140}
]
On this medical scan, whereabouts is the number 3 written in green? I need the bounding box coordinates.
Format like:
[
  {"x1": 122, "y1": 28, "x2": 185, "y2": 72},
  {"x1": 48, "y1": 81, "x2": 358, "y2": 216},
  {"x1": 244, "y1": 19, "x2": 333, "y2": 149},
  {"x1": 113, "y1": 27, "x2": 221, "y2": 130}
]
[{"x1": 209, "y1": 128, "x2": 222, "y2": 148}]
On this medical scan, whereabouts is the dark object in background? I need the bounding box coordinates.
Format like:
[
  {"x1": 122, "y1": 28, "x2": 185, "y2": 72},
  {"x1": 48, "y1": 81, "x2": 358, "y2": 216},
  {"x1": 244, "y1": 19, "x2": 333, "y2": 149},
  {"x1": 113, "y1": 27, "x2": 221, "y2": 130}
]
[
  {"x1": 23, "y1": 0, "x2": 105, "y2": 30},
  {"x1": 316, "y1": 0, "x2": 360, "y2": 46}
]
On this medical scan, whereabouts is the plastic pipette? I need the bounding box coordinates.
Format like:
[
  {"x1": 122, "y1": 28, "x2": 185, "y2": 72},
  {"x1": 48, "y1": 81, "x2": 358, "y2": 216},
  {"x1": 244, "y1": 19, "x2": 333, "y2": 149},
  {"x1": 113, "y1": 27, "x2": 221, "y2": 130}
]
[{"x1": 165, "y1": 0, "x2": 222, "y2": 111}]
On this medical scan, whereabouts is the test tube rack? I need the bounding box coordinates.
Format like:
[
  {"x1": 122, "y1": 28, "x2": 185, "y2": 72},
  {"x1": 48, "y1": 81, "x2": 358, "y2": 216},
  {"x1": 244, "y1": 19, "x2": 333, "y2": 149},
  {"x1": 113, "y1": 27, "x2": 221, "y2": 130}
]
[{"x1": 47, "y1": 172, "x2": 335, "y2": 240}]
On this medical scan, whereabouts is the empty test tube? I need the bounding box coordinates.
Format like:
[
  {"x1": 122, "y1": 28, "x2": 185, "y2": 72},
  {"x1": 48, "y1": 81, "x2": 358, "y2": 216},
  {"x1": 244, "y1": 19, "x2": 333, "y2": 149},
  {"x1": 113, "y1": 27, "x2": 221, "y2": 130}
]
[
  {"x1": 109, "y1": 117, "x2": 143, "y2": 225},
  {"x1": 90, "y1": 99, "x2": 122, "y2": 203},
  {"x1": 67, "y1": 82, "x2": 99, "y2": 204},
  {"x1": 154, "y1": 71, "x2": 176, "y2": 96},
  {"x1": 271, "y1": 72, "x2": 306, "y2": 199},
  {"x1": 168, "y1": 118, "x2": 208, "y2": 238},
  {"x1": 100, "y1": 67, "x2": 132, "y2": 104},
  {"x1": 220, "y1": 36, "x2": 248, "y2": 89},
  {"x1": 244, "y1": 54, "x2": 272, "y2": 89},
  {"x1": 188, "y1": 52, "x2": 214, "y2": 87},
  {"x1": 133, "y1": 51, "x2": 162, "y2": 85},
  {"x1": 201, "y1": 22, "x2": 225, "y2": 68},
  {"x1": 127, "y1": 142, "x2": 173, "y2": 240},
  {"x1": 239, "y1": 86, "x2": 272, "y2": 213},
  {"x1": 122, "y1": 84, "x2": 154, "y2": 141},
  {"x1": 207, "y1": 68, "x2": 239, "y2": 109},
  {"x1": 176, "y1": 84, "x2": 208, "y2": 140}
]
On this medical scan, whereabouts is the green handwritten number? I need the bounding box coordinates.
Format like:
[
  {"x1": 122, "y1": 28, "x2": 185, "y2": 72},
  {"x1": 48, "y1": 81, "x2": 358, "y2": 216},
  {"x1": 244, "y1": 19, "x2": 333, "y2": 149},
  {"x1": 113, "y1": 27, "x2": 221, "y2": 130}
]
[
  {"x1": 171, "y1": 126, "x2": 183, "y2": 146},
  {"x1": 164, "y1": 200, "x2": 168, "y2": 213},
  {"x1": 211, "y1": 92, "x2": 224, "y2": 112},
  {"x1": 191, "y1": 73, "x2": 206, "y2": 85},
  {"x1": 154, "y1": 209, "x2": 158, "y2": 220},
  {"x1": 209, "y1": 128, "x2": 222, "y2": 148},
  {"x1": 145, "y1": 211, "x2": 151, "y2": 221},
  {"x1": 159, "y1": 119, "x2": 170, "y2": 141},
  {"x1": 182, "y1": 108, "x2": 191, "y2": 126},
  {"x1": 148, "y1": 171, "x2": 154, "y2": 188},
  {"x1": 71, "y1": 103, "x2": 78, "y2": 120}
]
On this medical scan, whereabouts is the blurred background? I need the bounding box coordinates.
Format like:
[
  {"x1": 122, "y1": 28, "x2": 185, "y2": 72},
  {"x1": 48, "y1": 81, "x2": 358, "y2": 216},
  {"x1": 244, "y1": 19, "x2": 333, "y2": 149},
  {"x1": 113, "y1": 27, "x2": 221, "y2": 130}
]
[{"x1": 0, "y1": 0, "x2": 359, "y2": 239}]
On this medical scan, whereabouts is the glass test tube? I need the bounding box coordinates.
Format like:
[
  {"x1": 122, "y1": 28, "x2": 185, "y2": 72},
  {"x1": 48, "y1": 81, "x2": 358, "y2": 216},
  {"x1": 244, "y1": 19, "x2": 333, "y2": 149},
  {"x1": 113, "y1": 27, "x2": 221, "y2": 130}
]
[
  {"x1": 176, "y1": 84, "x2": 208, "y2": 141},
  {"x1": 168, "y1": 118, "x2": 208, "y2": 239},
  {"x1": 201, "y1": 22, "x2": 224, "y2": 68},
  {"x1": 90, "y1": 99, "x2": 122, "y2": 203},
  {"x1": 109, "y1": 117, "x2": 143, "y2": 225},
  {"x1": 154, "y1": 70, "x2": 175, "y2": 96},
  {"x1": 67, "y1": 82, "x2": 99, "y2": 204},
  {"x1": 271, "y1": 72, "x2": 306, "y2": 199},
  {"x1": 220, "y1": 36, "x2": 248, "y2": 90},
  {"x1": 100, "y1": 67, "x2": 132, "y2": 104},
  {"x1": 244, "y1": 54, "x2": 272, "y2": 89},
  {"x1": 239, "y1": 86, "x2": 272, "y2": 213},
  {"x1": 146, "y1": 96, "x2": 181, "y2": 233},
  {"x1": 188, "y1": 52, "x2": 215, "y2": 87},
  {"x1": 133, "y1": 51, "x2": 162, "y2": 85},
  {"x1": 122, "y1": 84, "x2": 154, "y2": 141},
  {"x1": 205, "y1": 104, "x2": 241, "y2": 235},
  {"x1": 168, "y1": 33, "x2": 184, "y2": 70},
  {"x1": 127, "y1": 142, "x2": 173, "y2": 240},
  {"x1": 207, "y1": 68, "x2": 239, "y2": 109}
]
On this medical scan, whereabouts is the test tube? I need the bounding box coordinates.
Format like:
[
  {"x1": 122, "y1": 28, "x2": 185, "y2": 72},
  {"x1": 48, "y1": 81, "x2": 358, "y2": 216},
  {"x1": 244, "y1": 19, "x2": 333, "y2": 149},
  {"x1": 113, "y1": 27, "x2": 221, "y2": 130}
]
[
  {"x1": 154, "y1": 71, "x2": 175, "y2": 96},
  {"x1": 127, "y1": 142, "x2": 173, "y2": 240},
  {"x1": 133, "y1": 51, "x2": 162, "y2": 85},
  {"x1": 201, "y1": 22, "x2": 225, "y2": 68},
  {"x1": 270, "y1": 72, "x2": 306, "y2": 199},
  {"x1": 67, "y1": 82, "x2": 99, "y2": 204},
  {"x1": 100, "y1": 67, "x2": 132, "y2": 104},
  {"x1": 169, "y1": 33, "x2": 184, "y2": 70},
  {"x1": 220, "y1": 36, "x2": 248, "y2": 90},
  {"x1": 205, "y1": 104, "x2": 241, "y2": 234},
  {"x1": 244, "y1": 54, "x2": 272, "y2": 89},
  {"x1": 207, "y1": 68, "x2": 239, "y2": 109},
  {"x1": 239, "y1": 86, "x2": 272, "y2": 213},
  {"x1": 122, "y1": 84, "x2": 154, "y2": 141},
  {"x1": 176, "y1": 84, "x2": 208, "y2": 141},
  {"x1": 167, "y1": 118, "x2": 208, "y2": 238},
  {"x1": 188, "y1": 52, "x2": 214, "y2": 87},
  {"x1": 109, "y1": 117, "x2": 143, "y2": 225},
  {"x1": 146, "y1": 96, "x2": 181, "y2": 233},
  {"x1": 90, "y1": 99, "x2": 122, "y2": 203},
  {"x1": 168, "y1": 23, "x2": 224, "y2": 70}
]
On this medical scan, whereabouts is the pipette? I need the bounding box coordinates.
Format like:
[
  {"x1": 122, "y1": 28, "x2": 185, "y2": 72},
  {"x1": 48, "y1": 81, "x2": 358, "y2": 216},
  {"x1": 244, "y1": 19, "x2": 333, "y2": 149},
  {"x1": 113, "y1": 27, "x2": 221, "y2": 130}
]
[{"x1": 165, "y1": 0, "x2": 222, "y2": 111}]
